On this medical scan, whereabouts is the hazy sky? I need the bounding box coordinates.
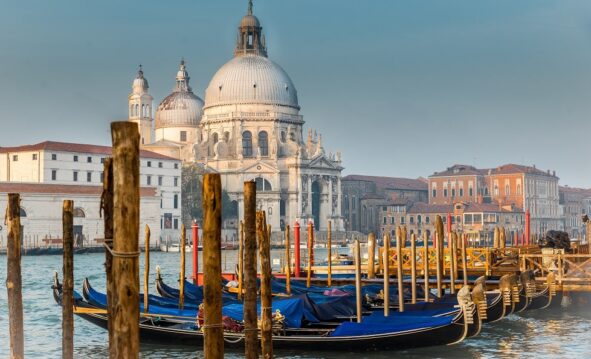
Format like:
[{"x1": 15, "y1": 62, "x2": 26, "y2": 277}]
[{"x1": 1, "y1": 0, "x2": 590, "y2": 187}]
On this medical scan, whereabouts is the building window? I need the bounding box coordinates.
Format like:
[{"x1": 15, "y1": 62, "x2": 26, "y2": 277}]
[
  {"x1": 212, "y1": 133, "x2": 219, "y2": 144},
  {"x1": 73, "y1": 171, "x2": 78, "y2": 182},
  {"x1": 390, "y1": 217, "x2": 395, "y2": 224},
  {"x1": 281, "y1": 131, "x2": 286, "y2": 142},
  {"x1": 100, "y1": 172, "x2": 104, "y2": 183},
  {"x1": 494, "y1": 185, "x2": 499, "y2": 196},
  {"x1": 32, "y1": 154, "x2": 38, "y2": 160},
  {"x1": 258, "y1": 131, "x2": 269, "y2": 156},
  {"x1": 459, "y1": 188, "x2": 464, "y2": 197},
  {"x1": 73, "y1": 155, "x2": 78, "y2": 162},
  {"x1": 425, "y1": 216, "x2": 430, "y2": 224},
  {"x1": 87, "y1": 156, "x2": 92, "y2": 163},
  {"x1": 147, "y1": 161, "x2": 151, "y2": 167},
  {"x1": 469, "y1": 187, "x2": 473, "y2": 197},
  {"x1": 52, "y1": 154, "x2": 57, "y2": 160},
  {"x1": 451, "y1": 189, "x2": 456, "y2": 197},
  {"x1": 417, "y1": 215, "x2": 422, "y2": 224},
  {"x1": 158, "y1": 162, "x2": 163, "y2": 168},
  {"x1": 101, "y1": 158, "x2": 105, "y2": 164},
  {"x1": 87, "y1": 172, "x2": 92, "y2": 182},
  {"x1": 432, "y1": 189, "x2": 437, "y2": 198},
  {"x1": 401, "y1": 217, "x2": 406, "y2": 224},
  {"x1": 173, "y1": 218, "x2": 179, "y2": 230},
  {"x1": 174, "y1": 177, "x2": 178, "y2": 187},
  {"x1": 505, "y1": 185, "x2": 510, "y2": 196},
  {"x1": 147, "y1": 176, "x2": 152, "y2": 185},
  {"x1": 12, "y1": 155, "x2": 18, "y2": 161},
  {"x1": 410, "y1": 216, "x2": 414, "y2": 224},
  {"x1": 158, "y1": 176, "x2": 163, "y2": 186},
  {"x1": 242, "y1": 131, "x2": 253, "y2": 157},
  {"x1": 174, "y1": 163, "x2": 178, "y2": 169},
  {"x1": 255, "y1": 177, "x2": 272, "y2": 191},
  {"x1": 180, "y1": 131, "x2": 187, "y2": 142},
  {"x1": 444, "y1": 189, "x2": 448, "y2": 197},
  {"x1": 383, "y1": 217, "x2": 387, "y2": 225},
  {"x1": 51, "y1": 170, "x2": 57, "y2": 181},
  {"x1": 174, "y1": 194, "x2": 179, "y2": 209}
]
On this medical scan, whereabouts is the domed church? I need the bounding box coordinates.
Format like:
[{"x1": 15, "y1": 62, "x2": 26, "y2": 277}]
[{"x1": 128, "y1": 1, "x2": 344, "y2": 231}]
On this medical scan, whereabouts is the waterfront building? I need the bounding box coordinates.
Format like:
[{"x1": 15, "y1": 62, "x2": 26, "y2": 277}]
[
  {"x1": 559, "y1": 186, "x2": 591, "y2": 239},
  {"x1": 429, "y1": 164, "x2": 562, "y2": 234},
  {"x1": 341, "y1": 175, "x2": 428, "y2": 234},
  {"x1": 379, "y1": 201, "x2": 524, "y2": 241},
  {"x1": 127, "y1": 2, "x2": 344, "y2": 231},
  {"x1": 0, "y1": 141, "x2": 182, "y2": 243}
]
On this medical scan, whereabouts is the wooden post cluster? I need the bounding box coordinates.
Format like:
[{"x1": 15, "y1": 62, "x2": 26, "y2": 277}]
[
  {"x1": 257, "y1": 211, "x2": 273, "y2": 359},
  {"x1": 203, "y1": 173, "x2": 224, "y2": 359},
  {"x1": 243, "y1": 181, "x2": 258, "y2": 359},
  {"x1": 62, "y1": 200, "x2": 74, "y2": 359},
  {"x1": 110, "y1": 122, "x2": 141, "y2": 358}
]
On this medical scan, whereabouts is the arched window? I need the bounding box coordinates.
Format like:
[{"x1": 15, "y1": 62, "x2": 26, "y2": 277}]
[
  {"x1": 255, "y1": 177, "x2": 272, "y2": 191},
  {"x1": 224, "y1": 131, "x2": 230, "y2": 142},
  {"x1": 73, "y1": 208, "x2": 85, "y2": 218},
  {"x1": 212, "y1": 133, "x2": 219, "y2": 144},
  {"x1": 505, "y1": 185, "x2": 510, "y2": 196},
  {"x1": 242, "y1": 131, "x2": 253, "y2": 157},
  {"x1": 258, "y1": 131, "x2": 268, "y2": 156},
  {"x1": 417, "y1": 215, "x2": 422, "y2": 224},
  {"x1": 135, "y1": 104, "x2": 139, "y2": 117}
]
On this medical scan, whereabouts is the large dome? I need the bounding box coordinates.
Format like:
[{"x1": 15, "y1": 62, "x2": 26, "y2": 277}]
[
  {"x1": 155, "y1": 60, "x2": 204, "y2": 129},
  {"x1": 204, "y1": 54, "x2": 299, "y2": 110}
]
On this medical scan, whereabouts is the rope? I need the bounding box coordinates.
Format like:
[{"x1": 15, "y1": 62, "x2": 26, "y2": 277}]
[
  {"x1": 103, "y1": 243, "x2": 140, "y2": 258},
  {"x1": 200, "y1": 323, "x2": 224, "y2": 329},
  {"x1": 223, "y1": 336, "x2": 244, "y2": 344}
]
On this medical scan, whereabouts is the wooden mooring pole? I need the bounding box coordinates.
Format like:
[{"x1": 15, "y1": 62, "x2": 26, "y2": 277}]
[
  {"x1": 306, "y1": 221, "x2": 314, "y2": 288},
  {"x1": 449, "y1": 231, "x2": 457, "y2": 295},
  {"x1": 461, "y1": 233, "x2": 468, "y2": 286},
  {"x1": 62, "y1": 200, "x2": 74, "y2": 359},
  {"x1": 6, "y1": 193, "x2": 24, "y2": 359},
  {"x1": 243, "y1": 181, "x2": 258, "y2": 359},
  {"x1": 327, "y1": 220, "x2": 332, "y2": 287},
  {"x1": 367, "y1": 233, "x2": 376, "y2": 279},
  {"x1": 238, "y1": 220, "x2": 244, "y2": 300},
  {"x1": 179, "y1": 223, "x2": 186, "y2": 310},
  {"x1": 383, "y1": 233, "x2": 390, "y2": 317},
  {"x1": 100, "y1": 158, "x2": 114, "y2": 357},
  {"x1": 410, "y1": 233, "x2": 417, "y2": 304},
  {"x1": 110, "y1": 122, "x2": 140, "y2": 358},
  {"x1": 396, "y1": 227, "x2": 404, "y2": 312},
  {"x1": 285, "y1": 224, "x2": 291, "y2": 295},
  {"x1": 203, "y1": 173, "x2": 223, "y2": 358},
  {"x1": 354, "y1": 239, "x2": 362, "y2": 323},
  {"x1": 257, "y1": 212, "x2": 273, "y2": 359},
  {"x1": 144, "y1": 225, "x2": 150, "y2": 313},
  {"x1": 435, "y1": 215, "x2": 444, "y2": 298},
  {"x1": 423, "y1": 232, "x2": 430, "y2": 302}
]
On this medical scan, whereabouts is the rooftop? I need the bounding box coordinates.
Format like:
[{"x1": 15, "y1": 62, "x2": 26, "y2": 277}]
[
  {"x1": 0, "y1": 141, "x2": 178, "y2": 161},
  {"x1": 0, "y1": 182, "x2": 157, "y2": 197},
  {"x1": 342, "y1": 175, "x2": 428, "y2": 192}
]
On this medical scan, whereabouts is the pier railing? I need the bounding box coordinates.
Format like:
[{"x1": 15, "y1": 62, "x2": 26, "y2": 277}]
[{"x1": 520, "y1": 251, "x2": 591, "y2": 292}]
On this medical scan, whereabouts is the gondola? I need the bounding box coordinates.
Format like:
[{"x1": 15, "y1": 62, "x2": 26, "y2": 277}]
[{"x1": 52, "y1": 275, "x2": 474, "y2": 351}]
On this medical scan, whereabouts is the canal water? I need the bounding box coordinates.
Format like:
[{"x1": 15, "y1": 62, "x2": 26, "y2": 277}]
[{"x1": 0, "y1": 251, "x2": 589, "y2": 358}]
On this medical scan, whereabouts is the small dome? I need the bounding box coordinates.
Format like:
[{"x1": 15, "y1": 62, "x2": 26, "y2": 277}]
[
  {"x1": 240, "y1": 14, "x2": 260, "y2": 28},
  {"x1": 155, "y1": 60, "x2": 204, "y2": 129},
  {"x1": 204, "y1": 54, "x2": 299, "y2": 110},
  {"x1": 155, "y1": 92, "x2": 204, "y2": 128},
  {"x1": 132, "y1": 66, "x2": 149, "y2": 94}
]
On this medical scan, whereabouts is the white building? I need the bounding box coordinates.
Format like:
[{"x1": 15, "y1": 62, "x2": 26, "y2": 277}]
[
  {"x1": 131, "y1": 1, "x2": 344, "y2": 231},
  {"x1": 0, "y1": 141, "x2": 182, "y2": 243},
  {"x1": 0, "y1": 183, "x2": 160, "y2": 248}
]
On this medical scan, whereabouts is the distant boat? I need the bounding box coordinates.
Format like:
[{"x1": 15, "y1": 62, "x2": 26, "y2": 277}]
[{"x1": 159, "y1": 243, "x2": 196, "y2": 253}]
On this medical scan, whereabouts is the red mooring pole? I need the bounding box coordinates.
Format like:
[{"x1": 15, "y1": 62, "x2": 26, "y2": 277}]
[
  {"x1": 192, "y1": 221, "x2": 199, "y2": 285},
  {"x1": 514, "y1": 231, "x2": 518, "y2": 247},
  {"x1": 294, "y1": 221, "x2": 301, "y2": 278},
  {"x1": 525, "y1": 210, "x2": 531, "y2": 246}
]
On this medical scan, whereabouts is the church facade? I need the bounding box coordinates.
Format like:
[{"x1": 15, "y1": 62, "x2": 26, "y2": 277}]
[{"x1": 128, "y1": 1, "x2": 344, "y2": 231}]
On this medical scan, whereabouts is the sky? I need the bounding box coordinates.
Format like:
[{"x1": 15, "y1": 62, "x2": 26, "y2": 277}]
[{"x1": 0, "y1": 0, "x2": 590, "y2": 187}]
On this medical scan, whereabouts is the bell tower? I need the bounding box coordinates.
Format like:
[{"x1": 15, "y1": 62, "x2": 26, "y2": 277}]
[
  {"x1": 234, "y1": 0, "x2": 267, "y2": 57},
  {"x1": 128, "y1": 65, "x2": 154, "y2": 145}
]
